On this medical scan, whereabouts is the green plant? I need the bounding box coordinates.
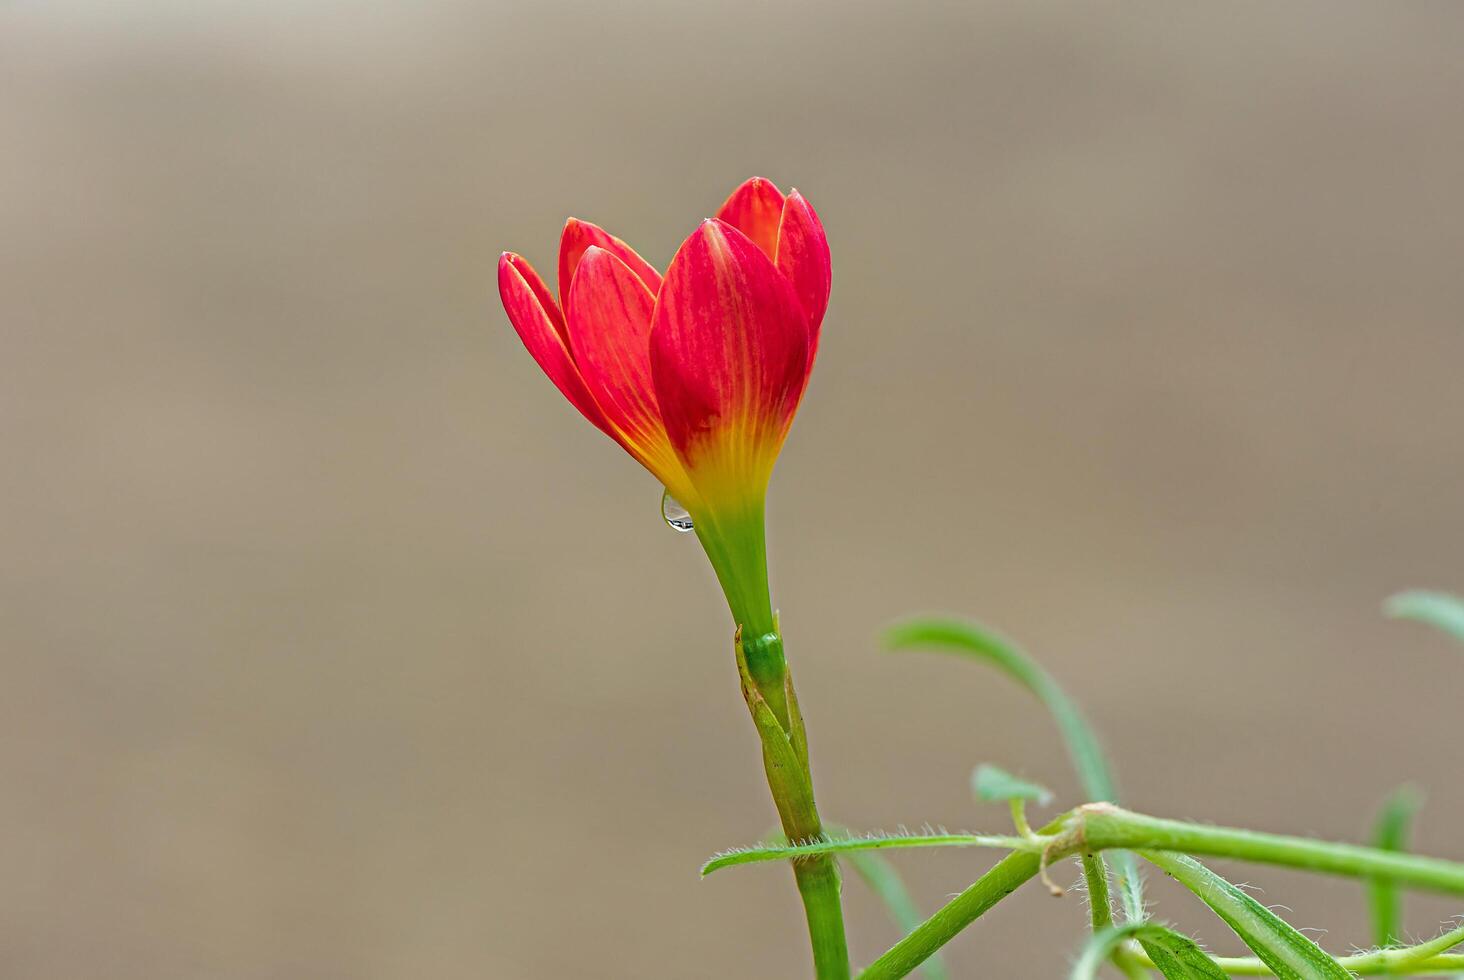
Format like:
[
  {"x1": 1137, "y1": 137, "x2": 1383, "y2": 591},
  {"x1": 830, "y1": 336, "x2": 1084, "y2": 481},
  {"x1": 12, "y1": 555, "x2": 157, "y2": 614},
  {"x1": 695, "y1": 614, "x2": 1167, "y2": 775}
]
[
  {"x1": 500, "y1": 178, "x2": 1464, "y2": 977},
  {"x1": 703, "y1": 608, "x2": 1464, "y2": 977}
]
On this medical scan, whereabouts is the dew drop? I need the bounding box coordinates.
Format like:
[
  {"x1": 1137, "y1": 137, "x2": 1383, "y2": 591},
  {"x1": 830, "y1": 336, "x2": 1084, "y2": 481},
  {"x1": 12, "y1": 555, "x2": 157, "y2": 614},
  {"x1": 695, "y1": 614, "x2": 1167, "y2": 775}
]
[{"x1": 660, "y1": 489, "x2": 694, "y2": 532}]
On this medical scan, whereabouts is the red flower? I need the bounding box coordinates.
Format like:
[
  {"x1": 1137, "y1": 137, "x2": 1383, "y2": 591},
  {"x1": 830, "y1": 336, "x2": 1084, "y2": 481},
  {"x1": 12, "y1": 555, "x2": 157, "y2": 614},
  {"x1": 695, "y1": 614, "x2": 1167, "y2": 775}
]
[{"x1": 499, "y1": 177, "x2": 830, "y2": 633}]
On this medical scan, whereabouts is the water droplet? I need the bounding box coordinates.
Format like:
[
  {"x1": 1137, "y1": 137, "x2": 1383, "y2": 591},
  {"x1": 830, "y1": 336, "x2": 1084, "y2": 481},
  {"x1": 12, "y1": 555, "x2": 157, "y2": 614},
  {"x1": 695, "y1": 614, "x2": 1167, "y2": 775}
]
[{"x1": 661, "y1": 489, "x2": 694, "y2": 532}]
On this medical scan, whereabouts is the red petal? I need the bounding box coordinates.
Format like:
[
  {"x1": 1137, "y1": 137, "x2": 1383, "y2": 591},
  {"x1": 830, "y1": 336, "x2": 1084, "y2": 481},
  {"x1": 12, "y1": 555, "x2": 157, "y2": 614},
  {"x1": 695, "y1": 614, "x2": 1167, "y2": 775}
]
[
  {"x1": 498, "y1": 252, "x2": 613, "y2": 437},
  {"x1": 566, "y1": 247, "x2": 683, "y2": 483},
  {"x1": 715, "y1": 177, "x2": 786, "y2": 262},
  {"x1": 775, "y1": 190, "x2": 831, "y2": 355},
  {"x1": 558, "y1": 218, "x2": 662, "y2": 312},
  {"x1": 649, "y1": 220, "x2": 811, "y2": 483}
]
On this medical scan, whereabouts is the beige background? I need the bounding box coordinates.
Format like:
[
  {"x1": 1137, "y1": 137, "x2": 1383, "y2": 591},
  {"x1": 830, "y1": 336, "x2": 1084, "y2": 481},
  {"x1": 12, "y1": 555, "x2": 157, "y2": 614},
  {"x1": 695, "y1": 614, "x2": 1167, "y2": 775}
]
[{"x1": 4, "y1": 2, "x2": 1464, "y2": 977}]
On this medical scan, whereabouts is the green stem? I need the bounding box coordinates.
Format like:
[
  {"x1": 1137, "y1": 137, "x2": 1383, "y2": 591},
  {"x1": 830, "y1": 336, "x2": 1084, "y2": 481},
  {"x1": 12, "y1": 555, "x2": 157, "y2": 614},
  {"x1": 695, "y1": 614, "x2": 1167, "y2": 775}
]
[
  {"x1": 1258, "y1": 955, "x2": 1464, "y2": 976},
  {"x1": 736, "y1": 630, "x2": 850, "y2": 980},
  {"x1": 856, "y1": 816, "x2": 1071, "y2": 980},
  {"x1": 1143, "y1": 953, "x2": 1464, "y2": 976},
  {"x1": 1082, "y1": 852, "x2": 1114, "y2": 933},
  {"x1": 1081, "y1": 853, "x2": 1149, "y2": 979},
  {"x1": 857, "y1": 848, "x2": 1040, "y2": 980},
  {"x1": 839, "y1": 846, "x2": 949, "y2": 980},
  {"x1": 1076, "y1": 806, "x2": 1464, "y2": 896},
  {"x1": 797, "y1": 859, "x2": 850, "y2": 979},
  {"x1": 851, "y1": 804, "x2": 1464, "y2": 979}
]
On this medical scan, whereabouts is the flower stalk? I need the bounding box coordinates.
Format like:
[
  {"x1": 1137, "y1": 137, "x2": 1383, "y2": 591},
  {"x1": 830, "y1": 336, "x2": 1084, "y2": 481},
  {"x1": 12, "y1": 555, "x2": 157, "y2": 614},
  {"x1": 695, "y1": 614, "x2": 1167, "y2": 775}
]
[
  {"x1": 499, "y1": 176, "x2": 844, "y2": 976},
  {"x1": 737, "y1": 628, "x2": 850, "y2": 980}
]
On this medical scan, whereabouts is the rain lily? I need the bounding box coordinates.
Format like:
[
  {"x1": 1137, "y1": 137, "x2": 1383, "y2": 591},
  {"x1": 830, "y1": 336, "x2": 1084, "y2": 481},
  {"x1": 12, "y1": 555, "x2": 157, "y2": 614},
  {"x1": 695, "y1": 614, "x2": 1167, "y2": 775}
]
[
  {"x1": 498, "y1": 177, "x2": 830, "y2": 638},
  {"x1": 501, "y1": 178, "x2": 849, "y2": 979}
]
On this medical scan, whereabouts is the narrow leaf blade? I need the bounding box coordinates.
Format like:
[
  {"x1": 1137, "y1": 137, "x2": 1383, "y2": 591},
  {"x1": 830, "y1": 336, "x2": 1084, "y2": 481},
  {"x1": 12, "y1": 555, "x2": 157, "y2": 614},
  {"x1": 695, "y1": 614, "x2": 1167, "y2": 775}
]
[
  {"x1": 1367, "y1": 784, "x2": 1423, "y2": 948},
  {"x1": 1385, "y1": 590, "x2": 1464, "y2": 644},
  {"x1": 1073, "y1": 924, "x2": 1226, "y2": 980},
  {"x1": 884, "y1": 618, "x2": 1116, "y2": 801},
  {"x1": 885, "y1": 617, "x2": 1146, "y2": 920},
  {"x1": 972, "y1": 764, "x2": 1053, "y2": 805},
  {"x1": 1137, "y1": 929, "x2": 1229, "y2": 980},
  {"x1": 1141, "y1": 851, "x2": 1352, "y2": 979},
  {"x1": 701, "y1": 831, "x2": 1027, "y2": 877}
]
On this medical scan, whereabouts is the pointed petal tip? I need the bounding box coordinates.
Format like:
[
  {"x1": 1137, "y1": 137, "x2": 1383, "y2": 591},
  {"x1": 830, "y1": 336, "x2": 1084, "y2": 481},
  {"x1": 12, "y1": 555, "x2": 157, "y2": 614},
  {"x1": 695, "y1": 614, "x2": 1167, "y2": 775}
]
[
  {"x1": 769, "y1": 188, "x2": 830, "y2": 341},
  {"x1": 716, "y1": 178, "x2": 786, "y2": 261},
  {"x1": 497, "y1": 252, "x2": 524, "y2": 284},
  {"x1": 651, "y1": 212, "x2": 812, "y2": 483},
  {"x1": 576, "y1": 243, "x2": 613, "y2": 265},
  {"x1": 501, "y1": 250, "x2": 538, "y2": 273},
  {"x1": 560, "y1": 216, "x2": 592, "y2": 246},
  {"x1": 692, "y1": 217, "x2": 725, "y2": 241},
  {"x1": 558, "y1": 217, "x2": 663, "y2": 304},
  {"x1": 695, "y1": 217, "x2": 739, "y2": 249}
]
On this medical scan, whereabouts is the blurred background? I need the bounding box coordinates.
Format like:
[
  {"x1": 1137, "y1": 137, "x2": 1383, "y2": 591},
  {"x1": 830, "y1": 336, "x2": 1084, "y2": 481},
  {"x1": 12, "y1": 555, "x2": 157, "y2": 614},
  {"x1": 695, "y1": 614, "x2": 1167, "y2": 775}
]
[{"x1": 5, "y1": 1, "x2": 1464, "y2": 977}]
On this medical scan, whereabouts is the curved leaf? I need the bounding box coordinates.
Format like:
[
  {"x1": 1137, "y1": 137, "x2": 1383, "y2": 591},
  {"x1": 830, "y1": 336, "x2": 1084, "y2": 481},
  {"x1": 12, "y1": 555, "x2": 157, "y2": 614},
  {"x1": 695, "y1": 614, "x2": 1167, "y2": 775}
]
[
  {"x1": 972, "y1": 764, "x2": 1053, "y2": 805},
  {"x1": 1385, "y1": 590, "x2": 1464, "y2": 644},
  {"x1": 885, "y1": 618, "x2": 1116, "y2": 800},
  {"x1": 701, "y1": 830, "x2": 1028, "y2": 877},
  {"x1": 1140, "y1": 851, "x2": 1351, "y2": 979},
  {"x1": 885, "y1": 617, "x2": 1146, "y2": 919},
  {"x1": 1074, "y1": 923, "x2": 1226, "y2": 980}
]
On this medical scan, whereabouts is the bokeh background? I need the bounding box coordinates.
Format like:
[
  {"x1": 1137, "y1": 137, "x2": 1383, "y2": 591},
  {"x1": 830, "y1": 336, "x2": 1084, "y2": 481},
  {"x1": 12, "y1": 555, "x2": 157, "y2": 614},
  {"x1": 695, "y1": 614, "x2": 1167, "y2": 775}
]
[{"x1": 5, "y1": 2, "x2": 1464, "y2": 977}]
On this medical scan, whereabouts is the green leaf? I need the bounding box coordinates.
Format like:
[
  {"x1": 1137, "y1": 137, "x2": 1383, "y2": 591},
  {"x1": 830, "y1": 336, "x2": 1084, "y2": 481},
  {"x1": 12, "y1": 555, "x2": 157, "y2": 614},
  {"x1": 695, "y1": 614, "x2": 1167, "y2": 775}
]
[
  {"x1": 1140, "y1": 851, "x2": 1352, "y2": 979},
  {"x1": 884, "y1": 618, "x2": 1116, "y2": 801},
  {"x1": 1385, "y1": 590, "x2": 1464, "y2": 644},
  {"x1": 884, "y1": 617, "x2": 1146, "y2": 920},
  {"x1": 1073, "y1": 923, "x2": 1226, "y2": 980},
  {"x1": 1138, "y1": 931, "x2": 1230, "y2": 980},
  {"x1": 972, "y1": 764, "x2": 1053, "y2": 805},
  {"x1": 842, "y1": 849, "x2": 949, "y2": 980},
  {"x1": 1367, "y1": 784, "x2": 1423, "y2": 948},
  {"x1": 701, "y1": 830, "x2": 1028, "y2": 877}
]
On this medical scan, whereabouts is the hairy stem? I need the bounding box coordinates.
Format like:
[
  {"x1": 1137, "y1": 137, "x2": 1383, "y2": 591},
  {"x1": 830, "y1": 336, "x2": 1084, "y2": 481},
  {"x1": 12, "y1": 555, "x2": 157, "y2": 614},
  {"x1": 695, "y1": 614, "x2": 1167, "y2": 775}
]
[
  {"x1": 1080, "y1": 854, "x2": 1149, "y2": 979},
  {"x1": 736, "y1": 630, "x2": 850, "y2": 980},
  {"x1": 856, "y1": 848, "x2": 1041, "y2": 980},
  {"x1": 848, "y1": 803, "x2": 1464, "y2": 979},
  {"x1": 1076, "y1": 806, "x2": 1464, "y2": 896},
  {"x1": 855, "y1": 816, "x2": 1073, "y2": 980},
  {"x1": 1082, "y1": 852, "x2": 1114, "y2": 934},
  {"x1": 1146, "y1": 953, "x2": 1464, "y2": 976}
]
